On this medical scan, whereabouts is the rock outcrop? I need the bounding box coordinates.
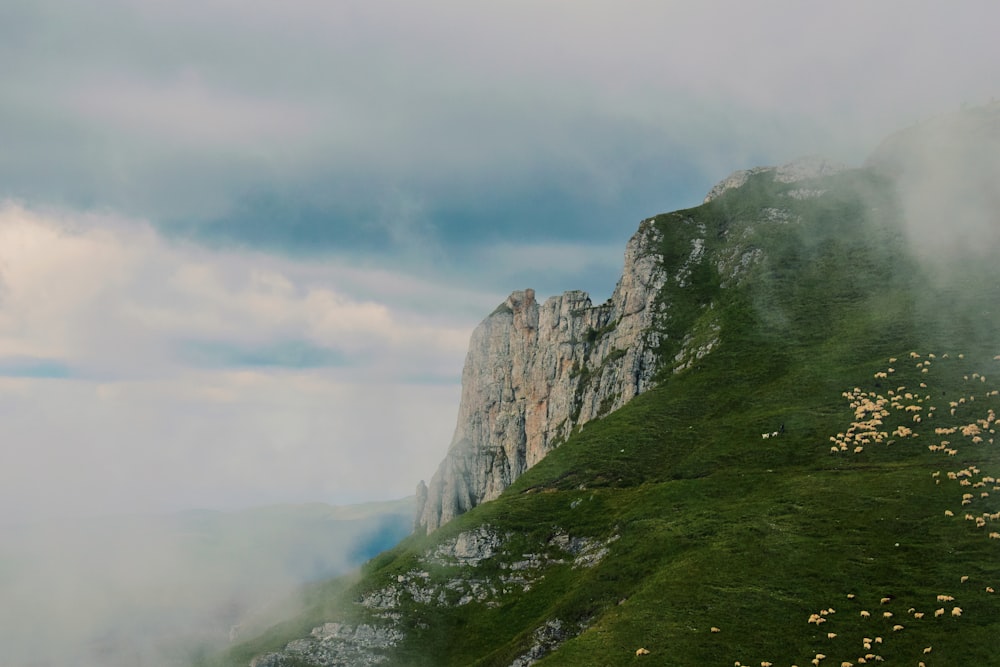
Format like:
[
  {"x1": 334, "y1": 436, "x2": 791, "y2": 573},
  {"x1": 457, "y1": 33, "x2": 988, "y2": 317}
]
[
  {"x1": 703, "y1": 155, "x2": 846, "y2": 203},
  {"x1": 414, "y1": 153, "x2": 857, "y2": 533},
  {"x1": 415, "y1": 223, "x2": 668, "y2": 532}
]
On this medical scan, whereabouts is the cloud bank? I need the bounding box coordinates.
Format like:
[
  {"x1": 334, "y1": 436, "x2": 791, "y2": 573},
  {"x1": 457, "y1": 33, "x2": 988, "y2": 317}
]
[{"x1": 0, "y1": 202, "x2": 479, "y2": 521}]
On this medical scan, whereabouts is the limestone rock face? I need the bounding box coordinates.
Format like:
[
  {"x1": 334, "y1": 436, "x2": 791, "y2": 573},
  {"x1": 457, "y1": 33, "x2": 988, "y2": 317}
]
[{"x1": 415, "y1": 223, "x2": 667, "y2": 532}]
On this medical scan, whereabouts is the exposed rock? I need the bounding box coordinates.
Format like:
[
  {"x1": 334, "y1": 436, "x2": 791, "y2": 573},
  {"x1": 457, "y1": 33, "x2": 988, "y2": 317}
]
[
  {"x1": 427, "y1": 525, "x2": 505, "y2": 566},
  {"x1": 251, "y1": 622, "x2": 404, "y2": 667},
  {"x1": 508, "y1": 619, "x2": 573, "y2": 667},
  {"x1": 415, "y1": 222, "x2": 668, "y2": 532},
  {"x1": 703, "y1": 155, "x2": 846, "y2": 203}
]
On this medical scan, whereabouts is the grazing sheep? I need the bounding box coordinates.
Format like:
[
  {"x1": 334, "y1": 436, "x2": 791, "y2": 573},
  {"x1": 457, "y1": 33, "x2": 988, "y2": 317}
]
[
  {"x1": 636, "y1": 647, "x2": 650, "y2": 656},
  {"x1": 882, "y1": 611, "x2": 892, "y2": 619},
  {"x1": 914, "y1": 612, "x2": 925, "y2": 618},
  {"x1": 860, "y1": 610, "x2": 870, "y2": 618},
  {"x1": 951, "y1": 606, "x2": 962, "y2": 616},
  {"x1": 879, "y1": 597, "x2": 891, "y2": 604},
  {"x1": 711, "y1": 627, "x2": 721, "y2": 633},
  {"x1": 934, "y1": 608, "x2": 945, "y2": 617},
  {"x1": 892, "y1": 624, "x2": 903, "y2": 631}
]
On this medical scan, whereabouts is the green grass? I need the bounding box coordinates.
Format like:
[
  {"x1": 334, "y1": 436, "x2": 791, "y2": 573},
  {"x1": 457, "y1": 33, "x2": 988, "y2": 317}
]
[{"x1": 212, "y1": 166, "x2": 1000, "y2": 666}]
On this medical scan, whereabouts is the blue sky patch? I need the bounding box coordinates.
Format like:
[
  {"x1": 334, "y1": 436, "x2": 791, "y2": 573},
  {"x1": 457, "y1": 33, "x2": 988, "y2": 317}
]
[
  {"x1": 178, "y1": 339, "x2": 353, "y2": 370},
  {"x1": 0, "y1": 357, "x2": 74, "y2": 379}
]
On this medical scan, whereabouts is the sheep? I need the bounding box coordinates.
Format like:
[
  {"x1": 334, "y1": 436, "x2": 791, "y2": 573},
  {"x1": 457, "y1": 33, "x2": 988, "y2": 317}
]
[
  {"x1": 711, "y1": 627, "x2": 721, "y2": 633},
  {"x1": 961, "y1": 575, "x2": 970, "y2": 583},
  {"x1": 635, "y1": 647, "x2": 650, "y2": 656},
  {"x1": 860, "y1": 610, "x2": 870, "y2": 618},
  {"x1": 892, "y1": 624, "x2": 904, "y2": 631},
  {"x1": 914, "y1": 612, "x2": 925, "y2": 618},
  {"x1": 986, "y1": 587, "x2": 995, "y2": 593},
  {"x1": 923, "y1": 646, "x2": 933, "y2": 654},
  {"x1": 879, "y1": 596, "x2": 892, "y2": 604},
  {"x1": 937, "y1": 594, "x2": 954, "y2": 602},
  {"x1": 934, "y1": 608, "x2": 945, "y2": 617},
  {"x1": 951, "y1": 606, "x2": 962, "y2": 616}
]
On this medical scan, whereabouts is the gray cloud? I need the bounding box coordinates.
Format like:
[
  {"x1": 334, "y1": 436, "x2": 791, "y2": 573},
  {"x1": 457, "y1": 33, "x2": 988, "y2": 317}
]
[{"x1": 4, "y1": 1, "x2": 997, "y2": 255}]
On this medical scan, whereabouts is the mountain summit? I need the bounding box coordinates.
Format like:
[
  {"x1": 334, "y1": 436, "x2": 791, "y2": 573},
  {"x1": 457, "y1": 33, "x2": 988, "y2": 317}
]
[{"x1": 215, "y1": 104, "x2": 1000, "y2": 667}]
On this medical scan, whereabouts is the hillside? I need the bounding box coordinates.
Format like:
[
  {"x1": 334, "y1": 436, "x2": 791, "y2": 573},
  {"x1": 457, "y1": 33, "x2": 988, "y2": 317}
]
[{"x1": 211, "y1": 106, "x2": 1000, "y2": 666}]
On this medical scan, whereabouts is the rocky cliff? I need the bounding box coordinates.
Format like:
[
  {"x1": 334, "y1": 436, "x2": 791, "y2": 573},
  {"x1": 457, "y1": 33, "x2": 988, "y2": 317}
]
[
  {"x1": 415, "y1": 155, "x2": 849, "y2": 534},
  {"x1": 415, "y1": 223, "x2": 668, "y2": 532}
]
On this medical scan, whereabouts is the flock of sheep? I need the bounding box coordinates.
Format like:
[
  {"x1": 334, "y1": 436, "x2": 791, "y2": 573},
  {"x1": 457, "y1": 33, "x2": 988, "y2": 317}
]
[{"x1": 636, "y1": 352, "x2": 1000, "y2": 665}]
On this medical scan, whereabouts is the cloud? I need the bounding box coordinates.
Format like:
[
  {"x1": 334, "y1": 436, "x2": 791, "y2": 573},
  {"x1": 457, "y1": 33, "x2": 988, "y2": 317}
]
[
  {"x1": 0, "y1": 201, "x2": 482, "y2": 522},
  {"x1": 0, "y1": 500, "x2": 413, "y2": 667},
  {"x1": 4, "y1": 0, "x2": 997, "y2": 257}
]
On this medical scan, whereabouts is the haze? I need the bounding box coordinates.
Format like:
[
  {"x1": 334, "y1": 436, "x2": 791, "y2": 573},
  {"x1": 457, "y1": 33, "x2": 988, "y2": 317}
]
[{"x1": 1, "y1": 1, "x2": 998, "y2": 665}]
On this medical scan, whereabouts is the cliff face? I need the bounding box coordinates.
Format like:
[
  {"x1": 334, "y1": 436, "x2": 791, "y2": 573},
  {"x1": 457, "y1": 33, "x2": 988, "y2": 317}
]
[
  {"x1": 415, "y1": 155, "x2": 850, "y2": 534},
  {"x1": 415, "y1": 223, "x2": 667, "y2": 532}
]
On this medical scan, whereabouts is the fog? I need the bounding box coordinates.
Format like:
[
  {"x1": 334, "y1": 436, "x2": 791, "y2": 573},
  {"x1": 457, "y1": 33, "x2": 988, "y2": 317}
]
[
  {"x1": 866, "y1": 102, "x2": 1000, "y2": 266},
  {"x1": 0, "y1": 501, "x2": 412, "y2": 667},
  {"x1": 1, "y1": 2, "x2": 999, "y2": 665}
]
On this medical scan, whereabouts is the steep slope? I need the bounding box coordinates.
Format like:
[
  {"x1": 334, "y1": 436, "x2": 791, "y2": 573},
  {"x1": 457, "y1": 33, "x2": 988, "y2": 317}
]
[
  {"x1": 212, "y1": 104, "x2": 1000, "y2": 667},
  {"x1": 416, "y1": 157, "x2": 842, "y2": 533}
]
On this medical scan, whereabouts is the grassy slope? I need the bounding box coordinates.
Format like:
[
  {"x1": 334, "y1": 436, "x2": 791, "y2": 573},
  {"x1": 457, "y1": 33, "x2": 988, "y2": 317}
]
[{"x1": 218, "y1": 168, "x2": 1000, "y2": 666}]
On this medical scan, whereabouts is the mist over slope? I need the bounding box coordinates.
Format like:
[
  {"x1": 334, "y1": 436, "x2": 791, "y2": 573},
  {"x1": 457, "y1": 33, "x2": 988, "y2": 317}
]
[
  {"x1": 217, "y1": 104, "x2": 1000, "y2": 666},
  {"x1": 0, "y1": 499, "x2": 412, "y2": 667}
]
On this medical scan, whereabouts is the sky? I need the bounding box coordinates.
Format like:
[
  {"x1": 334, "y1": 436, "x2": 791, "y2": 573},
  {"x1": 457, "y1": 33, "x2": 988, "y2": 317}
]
[{"x1": 2, "y1": 0, "x2": 999, "y2": 523}]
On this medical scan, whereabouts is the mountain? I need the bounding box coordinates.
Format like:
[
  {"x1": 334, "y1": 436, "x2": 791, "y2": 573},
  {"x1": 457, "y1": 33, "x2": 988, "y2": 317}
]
[{"x1": 214, "y1": 104, "x2": 1000, "y2": 666}]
